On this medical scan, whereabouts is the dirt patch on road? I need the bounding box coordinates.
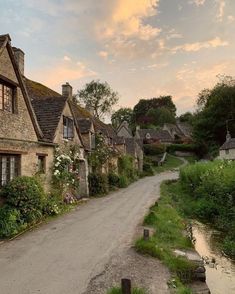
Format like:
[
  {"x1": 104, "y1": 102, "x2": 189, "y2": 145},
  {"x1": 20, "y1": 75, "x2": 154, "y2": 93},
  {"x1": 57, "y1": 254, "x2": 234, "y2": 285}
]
[{"x1": 83, "y1": 248, "x2": 170, "y2": 294}]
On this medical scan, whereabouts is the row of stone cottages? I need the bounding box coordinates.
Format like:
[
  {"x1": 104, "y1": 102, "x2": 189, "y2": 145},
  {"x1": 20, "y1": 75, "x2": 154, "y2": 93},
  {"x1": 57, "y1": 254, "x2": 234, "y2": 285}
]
[{"x1": 0, "y1": 34, "x2": 144, "y2": 197}]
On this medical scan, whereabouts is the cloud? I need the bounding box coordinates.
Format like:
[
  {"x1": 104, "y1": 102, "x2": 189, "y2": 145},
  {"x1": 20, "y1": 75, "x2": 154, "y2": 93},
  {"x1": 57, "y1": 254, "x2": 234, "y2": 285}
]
[
  {"x1": 216, "y1": 0, "x2": 226, "y2": 22},
  {"x1": 228, "y1": 15, "x2": 235, "y2": 23},
  {"x1": 30, "y1": 59, "x2": 97, "y2": 89},
  {"x1": 63, "y1": 55, "x2": 71, "y2": 61},
  {"x1": 98, "y1": 51, "x2": 109, "y2": 58},
  {"x1": 188, "y1": 0, "x2": 206, "y2": 6},
  {"x1": 172, "y1": 37, "x2": 228, "y2": 53}
]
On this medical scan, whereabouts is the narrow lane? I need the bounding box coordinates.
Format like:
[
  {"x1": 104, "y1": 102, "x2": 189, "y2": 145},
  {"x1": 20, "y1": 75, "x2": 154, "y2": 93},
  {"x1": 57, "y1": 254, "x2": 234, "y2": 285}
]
[{"x1": 0, "y1": 171, "x2": 178, "y2": 294}]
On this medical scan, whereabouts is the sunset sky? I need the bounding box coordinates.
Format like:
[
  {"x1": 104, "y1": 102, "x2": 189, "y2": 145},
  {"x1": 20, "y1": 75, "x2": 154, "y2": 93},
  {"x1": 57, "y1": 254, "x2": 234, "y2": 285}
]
[{"x1": 1, "y1": 0, "x2": 235, "y2": 114}]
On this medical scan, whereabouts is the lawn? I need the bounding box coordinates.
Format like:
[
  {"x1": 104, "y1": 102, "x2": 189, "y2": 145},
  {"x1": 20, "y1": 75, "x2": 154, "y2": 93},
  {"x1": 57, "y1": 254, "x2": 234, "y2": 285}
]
[{"x1": 154, "y1": 154, "x2": 184, "y2": 173}]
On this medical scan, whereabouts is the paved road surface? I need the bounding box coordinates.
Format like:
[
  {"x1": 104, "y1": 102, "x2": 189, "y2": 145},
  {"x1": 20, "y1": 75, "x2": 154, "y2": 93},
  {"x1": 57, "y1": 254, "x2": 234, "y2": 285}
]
[{"x1": 0, "y1": 171, "x2": 178, "y2": 294}]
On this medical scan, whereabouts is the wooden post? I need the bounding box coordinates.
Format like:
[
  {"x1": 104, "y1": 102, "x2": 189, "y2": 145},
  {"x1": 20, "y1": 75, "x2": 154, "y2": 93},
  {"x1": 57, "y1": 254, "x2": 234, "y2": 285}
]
[
  {"x1": 121, "y1": 278, "x2": 131, "y2": 294},
  {"x1": 143, "y1": 228, "x2": 150, "y2": 241}
]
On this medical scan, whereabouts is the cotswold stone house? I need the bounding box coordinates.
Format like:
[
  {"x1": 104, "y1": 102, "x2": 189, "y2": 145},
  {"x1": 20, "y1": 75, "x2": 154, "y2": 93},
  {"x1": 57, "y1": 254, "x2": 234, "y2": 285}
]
[
  {"x1": 0, "y1": 34, "x2": 89, "y2": 196},
  {"x1": 219, "y1": 132, "x2": 235, "y2": 160}
]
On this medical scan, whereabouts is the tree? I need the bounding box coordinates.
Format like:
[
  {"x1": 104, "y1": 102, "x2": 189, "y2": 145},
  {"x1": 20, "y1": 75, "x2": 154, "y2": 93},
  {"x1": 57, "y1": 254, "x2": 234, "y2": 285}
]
[
  {"x1": 179, "y1": 112, "x2": 194, "y2": 124},
  {"x1": 111, "y1": 108, "x2": 133, "y2": 128},
  {"x1": 77, "y1": 80, "x2": 119, "y2": 119},
  {"x1": 132, "y1": 96, "x2": 176, "y2": 126},
  {"x1": 193, "y1": 75, "x2": 235, "y2": 156},
  {"x1": 147, "y1": 107, "x2": 175, "y2": 126}
]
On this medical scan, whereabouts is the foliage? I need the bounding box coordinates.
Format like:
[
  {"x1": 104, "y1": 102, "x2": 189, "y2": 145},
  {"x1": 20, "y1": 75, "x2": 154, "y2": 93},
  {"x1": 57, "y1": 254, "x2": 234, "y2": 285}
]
[
  {"x1": 53, "y1": 145, "x2": 80, "y2": 193},
  {"x1": 176, "y1": 160, "x2": 235, "y2": 258},
  {"x1": 147, "y1": 107, "x2": 176, "y2": 127},
  {"x1": 0, "y1": 205, "x2": 26, "y2": 238},
  {"x1": 193, "y1": 75, "x2": 235, "y2": 156},
  {"x1": 88, "y1": 173, "x2": 109, "y2": 196},
  {"x1": 88, "y1": 134, "x2": 113, "y2": 173},
  {"x1": 107, "y1": 287, "x2": 146, "y2": 294},
  {"x1": 178, "y1": 112, "x2": 194, "y2": 124},
  {"x1": 142, "y1": 162, "x2": 155, "y2": 176},
  {"x1": 135, "y1": 185, "x2": 195, "y2": 285},
  {"x1": 132, "y1": 96, "x2": 176, "y2": 126},
  {"x1": 143, "y1": 143, "x2": 165, "y2": 156},
  {"x1": 154, "y1": 154, "x2": 183, "y2": 173},
  {"x1": 111, "y1": 107, "x2": 133, "y2": 129},
  {"x1": 118, "y1": 174, "x2": 129, "y2": 188},
  {"x1": 108, "y1": 172, "x2": 120, "y2": 189},
  {"x1": 167, "y1": 144, "x2": 197, "y2": 154},
  {"x1": 77, "y1": 80, "x2": 119, "y2": 119},
  {"x1": 0, "y1": 176, "x2": 45, "y2": 223},
  {"x1": 118, "y1": 155, "x2": 137, "y2": 182}
]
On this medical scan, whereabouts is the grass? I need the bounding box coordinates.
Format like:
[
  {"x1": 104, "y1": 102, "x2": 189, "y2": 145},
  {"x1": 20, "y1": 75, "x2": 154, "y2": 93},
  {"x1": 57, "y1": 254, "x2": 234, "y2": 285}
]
[
  {"x1": 107, "y1": 287, "x2": 146, "y2": 294},
  {"x1": 183, "y1": 156, "x2": 198, "y2": 164},
  {"x1": 153, "y1": 154, "x2": 184, "y2": 173},
  {"x1": 135, "y1": 181, "x2": 195, "y2": 292}
]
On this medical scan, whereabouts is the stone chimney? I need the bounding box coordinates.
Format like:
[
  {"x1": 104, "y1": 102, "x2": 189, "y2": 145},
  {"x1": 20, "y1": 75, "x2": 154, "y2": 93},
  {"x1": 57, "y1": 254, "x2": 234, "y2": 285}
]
[
  {"x1": 13, "y1": 47, "x2": 24, "y2": 75},
  {"x1": 226, "y1": 131, "x2": 231, "y2": 142},
  {"x1": 62, "y1": 82, "x2": 72, "y2": 98}
]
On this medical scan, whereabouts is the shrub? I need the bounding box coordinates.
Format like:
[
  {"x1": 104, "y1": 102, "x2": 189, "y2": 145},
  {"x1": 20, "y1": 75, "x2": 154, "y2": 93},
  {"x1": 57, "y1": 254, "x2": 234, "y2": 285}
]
[
  {"x1": 143, "y1": 162, "x2": 155, "y2": 176},
  {"x1": 167, "y1": 144, "x2": 197, "y2": 154},
  {"x1": 1, "y1": 176, "x2": 45, "y2": 222},
  {"x1": 88, "y1": 173, "x2": 109, "y2": 196},
  {"x1": 118, "y1": 175, "x2": 129, "y2": 188},
  {"x1": 143, "y1": 143, "x2": 165, "y2": 156},
  {"x1": 118, "y1": 155, "x2": 137, "y2": 182},
  {"x1": 0, "y1": 205, "x2": 26, "y2": 238},
  {"x1": 108, "y1": 173, "x2": 120, "y2": 188},
  {"x1": 43, "y1": 194, "x2": 62, "y2": 216}
]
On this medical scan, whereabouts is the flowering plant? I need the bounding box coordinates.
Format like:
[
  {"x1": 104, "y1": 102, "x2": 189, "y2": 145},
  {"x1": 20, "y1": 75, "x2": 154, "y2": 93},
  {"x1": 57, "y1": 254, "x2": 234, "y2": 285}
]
[{"x1": 53, "y1": 146, "x2": 80, "y2": 192}]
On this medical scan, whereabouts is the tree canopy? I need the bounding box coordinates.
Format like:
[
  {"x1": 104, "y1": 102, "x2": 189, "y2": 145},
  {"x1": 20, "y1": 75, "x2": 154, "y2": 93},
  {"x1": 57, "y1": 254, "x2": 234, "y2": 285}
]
[
  {"x1": 111, "y1": 107, "x2": 133, "y2": 129},
  {"x1": 193, "y1": 76, "x2": 235, "y2": 156},
  {"x1": 77, "y1": 80, "x2": 119, "y2": 119},
  {"x1": 132, "y1": 96, "x2": 176, "y2": 127}
]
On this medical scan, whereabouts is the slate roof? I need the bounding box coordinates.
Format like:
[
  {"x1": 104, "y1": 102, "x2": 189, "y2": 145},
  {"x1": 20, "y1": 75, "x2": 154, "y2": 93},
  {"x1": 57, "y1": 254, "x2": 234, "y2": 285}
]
[
  {"x1": 137, "y1": 129, "x2": 173, "y2": 142},
  {"x1": 77, "y1": 118, "x2": 92, "y2": 134},
  {"x1": 176, "y1": 122, "x2": 192, "y2": 138},
  {"x1": 220, "y1": 138, "x2": 235, "y2": 150},
  {"x1": 114, "y1": 136, "x2": 125, "y2": 145},
  {"x1": 24, "y1": 78, "x2": 67, "y2": 142}
]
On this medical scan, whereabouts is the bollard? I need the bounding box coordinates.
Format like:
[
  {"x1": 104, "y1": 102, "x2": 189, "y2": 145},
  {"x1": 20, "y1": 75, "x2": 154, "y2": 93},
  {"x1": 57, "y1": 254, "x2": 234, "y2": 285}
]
[
  {"x1": 143, "y1": 228, "x2": 150, "y2": 241},
  {"x1": 121, "y1": 278, "x2": 131, "y2": 294}
]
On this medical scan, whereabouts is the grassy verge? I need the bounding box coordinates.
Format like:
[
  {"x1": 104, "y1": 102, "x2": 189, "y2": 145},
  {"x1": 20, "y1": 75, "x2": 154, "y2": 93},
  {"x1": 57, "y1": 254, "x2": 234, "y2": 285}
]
[
  {"x1": 107, "y1": 287, "x2": 146, "y2": 294},
  {"x1": 135, "y1": 181, "x2": 195, "y2": 293},
  {"x1": 154, "y1": 154, "x2": 184, "y2": 173}
]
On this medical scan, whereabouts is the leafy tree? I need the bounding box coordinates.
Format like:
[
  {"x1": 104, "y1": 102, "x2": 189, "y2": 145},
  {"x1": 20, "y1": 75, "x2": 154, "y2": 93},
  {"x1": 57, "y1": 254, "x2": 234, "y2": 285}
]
[
  {"x1": 111, "y1": 107, "x2": 133, "y2": 128},
  {"x1": 147, "y1": 107, "x2": 175, "y2": 126},
  {"x1": 193, "y1": 76, "x2": 235, "y2": 156},
  {"x1": 132, "y1": 96, "x2": 176, "y2": 126},
  {"x1": 77, "y1": 80, "x2": 119, "y2": 119},
  {"x1": 179, "y1": 112, "x2": 194, "y2": 124}
]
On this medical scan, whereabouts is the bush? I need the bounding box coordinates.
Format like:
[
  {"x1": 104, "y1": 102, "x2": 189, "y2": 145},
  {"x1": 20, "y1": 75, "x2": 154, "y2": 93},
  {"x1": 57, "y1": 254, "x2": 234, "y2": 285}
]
[
  {"x1": 118, "y1": 155, "x2": 137, "y2": 182},
  {"x1": 88, "y1": 173, "x2": 109, "y2": 196},
  {"x1": 43, "y1": 194, "x2": 62, "y2": 216},
  {"x1": 143, "y1": 162, "x2": 155, "y2": 176},
  {"x1": 143, "y1": 143, "x2": 165, "y2": 156},
  {"x1": 108, "y1": 173, "x2": 120, "y2": 188},
  {"x1": 0, "y1": 205, "x2": 26, "y2": 238},
  {"x1": 118, "y1": 175, "x2": 129, "y2": 188},
  {"x1": 1, "y1": 176, "x2": 45, "y2": 223},
  {"x1": 167, "y1": 144, "x2": 197, "y2": 154}
]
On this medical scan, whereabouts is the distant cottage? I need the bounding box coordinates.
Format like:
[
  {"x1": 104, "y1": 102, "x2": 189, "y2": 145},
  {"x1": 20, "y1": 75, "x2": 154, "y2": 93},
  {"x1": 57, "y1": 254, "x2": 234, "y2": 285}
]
[{"x1": 219, "y1": 132, "x2": 235, "y2": 160}]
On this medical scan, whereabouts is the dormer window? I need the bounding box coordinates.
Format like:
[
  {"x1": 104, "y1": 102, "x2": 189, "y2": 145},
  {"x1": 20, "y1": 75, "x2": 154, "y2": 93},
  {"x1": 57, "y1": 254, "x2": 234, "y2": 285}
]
[
  {"x1": 0, "y1": 82, "x2": 15, "y2": 113},
  {"x1": 63, "y1": 116, "x2": 74, "y2": 140}
]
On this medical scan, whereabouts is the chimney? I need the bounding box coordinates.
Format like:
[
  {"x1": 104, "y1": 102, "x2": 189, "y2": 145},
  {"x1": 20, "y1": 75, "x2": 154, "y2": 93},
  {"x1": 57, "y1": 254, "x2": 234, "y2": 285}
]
[
  {"x1": 13, "y1": 47, "x2": 24, "y2": 75},
  {"x1": 226, "y1": 131, "x2": 231, "y2": 142},
  {"x1": 62, "y1": 82, "x2": 72, "y2": 98}
]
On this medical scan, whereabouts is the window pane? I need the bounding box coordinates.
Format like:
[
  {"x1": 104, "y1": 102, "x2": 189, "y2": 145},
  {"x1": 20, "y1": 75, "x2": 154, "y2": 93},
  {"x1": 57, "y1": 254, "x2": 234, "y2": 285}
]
[
  {"x1": 0, "y1": 84, "x2": 3, "y2": 110},
  {"x1": 4, "y1": 85, "x2": 13, "y2": 112},
  {"x1": 1, "y1": 156, "x2": 7, "y2": 186}
]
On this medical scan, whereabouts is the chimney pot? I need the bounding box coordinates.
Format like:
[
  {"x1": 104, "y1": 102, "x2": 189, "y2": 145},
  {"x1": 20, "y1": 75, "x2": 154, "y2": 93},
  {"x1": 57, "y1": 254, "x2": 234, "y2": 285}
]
[{"x1": 62, "y1": 82, "x2": 73, "y2": 98}]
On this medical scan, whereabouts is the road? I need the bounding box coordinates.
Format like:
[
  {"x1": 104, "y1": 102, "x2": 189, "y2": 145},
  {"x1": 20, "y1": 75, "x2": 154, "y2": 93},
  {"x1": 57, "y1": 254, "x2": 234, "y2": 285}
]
[{"x1": 0, "y1": 171, "x2": 178, "y2": 294}]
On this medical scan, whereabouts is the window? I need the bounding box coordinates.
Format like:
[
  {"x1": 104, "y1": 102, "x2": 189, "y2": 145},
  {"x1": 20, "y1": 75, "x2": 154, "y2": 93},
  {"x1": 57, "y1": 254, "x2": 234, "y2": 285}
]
[
  {"x1": 63, "y1": 116, "x2": 74, "y2": 140},
  {"x1": 0, "y1": 154, "x2": 20, "y2": 187},
  {"x1": 225, "y1": 149, "x2": 230, "y2": 155},
  {"x1": 0, "y1": 82, "x2": 15, "y2": 113},
  {"x1": 37, "y1": 155, "x2": 46, "y2": 173}
]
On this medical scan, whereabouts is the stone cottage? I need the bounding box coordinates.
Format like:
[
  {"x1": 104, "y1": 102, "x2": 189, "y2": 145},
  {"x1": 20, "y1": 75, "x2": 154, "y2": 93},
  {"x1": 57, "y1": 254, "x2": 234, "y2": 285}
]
[
  {"x1": 219, "y1": 132, "x2": 235, "y2": 160},
  {"x1": 0, "y1": 34, "x2": 89, "y2": 196}
]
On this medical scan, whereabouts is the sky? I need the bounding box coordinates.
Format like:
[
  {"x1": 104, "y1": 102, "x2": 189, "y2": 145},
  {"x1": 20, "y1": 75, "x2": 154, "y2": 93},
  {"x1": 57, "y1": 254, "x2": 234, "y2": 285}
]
[{"x1": 0, "y1": 0, "x2": 235, "y2": 115}]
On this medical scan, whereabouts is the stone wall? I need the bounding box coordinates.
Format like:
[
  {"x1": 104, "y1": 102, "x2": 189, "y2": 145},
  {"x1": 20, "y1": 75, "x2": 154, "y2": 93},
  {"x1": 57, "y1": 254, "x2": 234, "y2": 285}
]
[
  {"x1": 0, "y1": 47, "x2": 38, "y2": 142},
  {"x1": 219, "y1": 149, "x2": 235, "y2": 160}
]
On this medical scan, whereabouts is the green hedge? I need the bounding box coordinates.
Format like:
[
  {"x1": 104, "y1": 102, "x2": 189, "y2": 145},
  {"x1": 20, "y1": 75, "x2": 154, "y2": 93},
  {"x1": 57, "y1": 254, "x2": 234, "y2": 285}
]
[
  {"x1": 118, "y1": 155, "x2": 137, "y2": 182},
  {"x1": 88, "y1": 173, "x2": 109, "y2": 196},
  {"x1": 167, "y1": 144, "x2": 197, "y2": 154},
  {"x1": 143, "y1": 144, "x2": 165, "y2": 156},
  {"x1": 108, "y1": 173, "x2": 120, "y2": 189}
]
